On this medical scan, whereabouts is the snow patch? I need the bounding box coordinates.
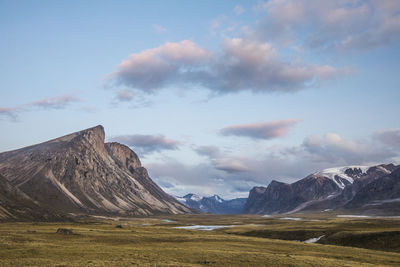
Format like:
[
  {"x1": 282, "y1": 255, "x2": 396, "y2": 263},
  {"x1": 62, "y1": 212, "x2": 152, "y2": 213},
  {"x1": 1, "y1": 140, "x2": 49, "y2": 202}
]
[
  {"x1": 190, "y1": 194, "x2": 202, "y2": 202},
  {"x1": 315, "y1": 165, "x2": 370, "y2": 189},
  {"x1": 337, "y1": 215, "x2": 371, "y2": 218},
  {"x1": 280, "y1": 217, "x2": 302, "y2": 221},
  {"x1": 161, "y1": 219, "x2": 176, "y2": 223},
  {"x1": 377, "y1": 165, "x2": 391, "y2": 174},
  {"x1": 213, "y1": 195, "x2": 223, "y2": 203},
  {"x1": 175, "y1": 196, "x2": 187, "y2": 204},
  {"x1": 304, "y1": 235, "x2": 325, "y2": 244}
]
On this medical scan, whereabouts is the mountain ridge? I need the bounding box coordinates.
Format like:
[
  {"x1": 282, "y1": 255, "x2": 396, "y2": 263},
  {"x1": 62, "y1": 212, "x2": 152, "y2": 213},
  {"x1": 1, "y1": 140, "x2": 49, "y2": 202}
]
[
  {"x1": 244, "y1": 164, "x2": 400, "y2": 215},
  {"x1": 176, "y1": 193, "x2": 247, "y2": 214},
  {"x1": 0, "y1": 125, "x2": 191, "y2": 220}
]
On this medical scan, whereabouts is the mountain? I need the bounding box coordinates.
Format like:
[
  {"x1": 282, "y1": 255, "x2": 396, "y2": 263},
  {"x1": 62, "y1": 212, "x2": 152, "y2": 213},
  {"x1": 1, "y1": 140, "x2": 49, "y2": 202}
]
[
  {"x1": 176, "y1": 194, "x2": 247, "y2": 214},
  {"x1": 244, "y1": 164, "x2": 400, "y2": 215},
  {"x1": 0, "y1": 125, "x2": 191, "y2": 220}
]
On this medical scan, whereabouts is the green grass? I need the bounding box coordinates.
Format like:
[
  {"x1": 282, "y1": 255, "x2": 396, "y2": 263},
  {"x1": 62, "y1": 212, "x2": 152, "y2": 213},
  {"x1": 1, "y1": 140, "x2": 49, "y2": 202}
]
[{"x1": 0, "y1": 215, "x2": 399, "y2": 266}]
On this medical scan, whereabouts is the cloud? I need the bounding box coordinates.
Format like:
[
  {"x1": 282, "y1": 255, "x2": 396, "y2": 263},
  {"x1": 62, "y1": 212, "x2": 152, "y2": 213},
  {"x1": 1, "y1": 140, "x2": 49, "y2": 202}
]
[
  {"x1": 255, "y1": 0, "x2": 400, "y2": 50},
  {"x1": 195, "y1": 145, "x2": 248, "y2": 173},
  {"x1": 220, "y1": 119, "x2": 300, "y2": 140},
  {"x1": 115, "y1": 90, "x2": 134, "y2": 102},
  {"x1": 0, "y1": 107, "x2": 19, "y2": 120},
  {"x1": 204, "y1": 38, "x2": 349, "y2": 94},
  {"x1": 110, "y1": 40, "x2": 211, "y2": 92},
  {"x1": 300, "y1": 132, "x2": 396, "y2": 164},
  {"x1": 108, "y1": 134, "x2": 180, "y2": 155},
  {"x1": 147, "y1": 129, "x2": 399, "y2": 198},
  {"x1": 110, "y1": 90, "x2": 152, "y2": 109},
  {"x1": 110, "y1": 38, "x2": 348, "y2": 95},
  {"x1": 194, "y1": 145, "x2": 221, "y2": 158},
  {"x1": 234, "y1": 5, "x2": 245, "y2": 15},
  {"x1": 152, "y1": 24, "x2": 167, "y2": 34},
  {"x1": 28, "y1": 94, "x2": 80, "y2": 109},
  {"x1": 213, "y1": 158, "x2": 249, "y2": 173},
  {"x1": 0, "y1": 93, "x2": 80, "y2": 121},
  {"x1": 373, "y1": 129, "x2": 400, "y2": 148}
]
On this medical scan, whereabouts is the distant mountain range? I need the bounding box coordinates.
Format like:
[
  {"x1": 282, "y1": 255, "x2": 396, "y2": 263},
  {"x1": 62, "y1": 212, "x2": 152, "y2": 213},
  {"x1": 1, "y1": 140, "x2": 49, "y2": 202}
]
[
  {"x1": 176, "y1": 194, "x2": 247, "y2": 214},
  {"x1": 244, "y1": 164, "x2": 400, "y2": 215},
  {"x1": 0, "y1": 126, "x2": 190, "y2": 220}
]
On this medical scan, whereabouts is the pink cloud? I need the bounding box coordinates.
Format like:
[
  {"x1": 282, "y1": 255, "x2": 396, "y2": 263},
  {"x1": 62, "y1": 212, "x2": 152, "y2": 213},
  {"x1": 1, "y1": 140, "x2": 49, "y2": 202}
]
[
  {"x1": 0, "y1": 93, "x2": 80, "y2": 121},
  {"x1": 256, "y1": 0, "x2": 400, "y2": 50},
  {"x1": 220, "y1": 119, "x2": 300, "y2": 140},
  {"x1": 111, "y1": 38, "x2": 348, "y2": 94}
]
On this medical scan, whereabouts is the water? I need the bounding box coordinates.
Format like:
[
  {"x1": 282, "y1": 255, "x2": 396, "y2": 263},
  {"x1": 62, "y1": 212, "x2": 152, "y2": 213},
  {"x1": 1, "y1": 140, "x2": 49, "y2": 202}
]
[{"x1": 173, "y1": 225, "x2": 236, "y2": 231}]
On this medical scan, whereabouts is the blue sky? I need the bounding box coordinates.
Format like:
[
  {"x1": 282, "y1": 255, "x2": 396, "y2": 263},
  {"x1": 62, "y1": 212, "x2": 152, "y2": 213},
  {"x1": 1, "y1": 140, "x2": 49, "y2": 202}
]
[{"x1": 1, "y1": 0, "x2": 399, "y2": 198}]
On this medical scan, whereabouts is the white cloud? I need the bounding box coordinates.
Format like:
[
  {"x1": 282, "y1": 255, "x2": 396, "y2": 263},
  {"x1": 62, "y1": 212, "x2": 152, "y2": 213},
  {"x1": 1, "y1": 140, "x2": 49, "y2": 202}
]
[
  {"x1": 110, "y1": 38, "x2": 348, "y2": 95},
  {"x1": 111, "y1": 40, "x2": 211, "y2": 92}
]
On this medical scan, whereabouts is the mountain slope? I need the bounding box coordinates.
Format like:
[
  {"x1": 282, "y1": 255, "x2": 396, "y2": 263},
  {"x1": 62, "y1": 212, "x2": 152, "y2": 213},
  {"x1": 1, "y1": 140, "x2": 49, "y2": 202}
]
[
  {"x1": 344, "y1": 166, "x2": 400, "y2": 213},
  {"x1": 0, "y1": 125, "x2": 191, "y2": 220},
  {"x1": 244, "y1": 164, "x2": 399, "y2": 215},
  {"x1": 176, "y1": 194, "x2": 247, "y2": 214}
]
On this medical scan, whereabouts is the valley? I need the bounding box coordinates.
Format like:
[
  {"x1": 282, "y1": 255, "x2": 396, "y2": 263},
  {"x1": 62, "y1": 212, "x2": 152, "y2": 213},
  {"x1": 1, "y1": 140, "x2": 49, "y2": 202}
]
[{"x1": 1, "y1": 214, "x2": 400, "y2": 266}]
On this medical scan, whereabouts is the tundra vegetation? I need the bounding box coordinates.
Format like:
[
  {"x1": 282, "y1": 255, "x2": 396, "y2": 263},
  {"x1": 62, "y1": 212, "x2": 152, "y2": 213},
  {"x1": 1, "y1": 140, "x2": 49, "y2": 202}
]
[{"x1": 1, "y1": 214, "x2": 400, "y2": 266}]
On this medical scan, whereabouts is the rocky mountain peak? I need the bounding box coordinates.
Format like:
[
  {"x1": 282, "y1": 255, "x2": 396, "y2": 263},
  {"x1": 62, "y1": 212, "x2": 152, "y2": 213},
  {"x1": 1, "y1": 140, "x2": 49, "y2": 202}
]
[
  {"x1": 0, "y1": 126, "x2": 191, "y2": 220},
  {"x1": 70, "y1": 125, "x2": 105, "y2": 150}
]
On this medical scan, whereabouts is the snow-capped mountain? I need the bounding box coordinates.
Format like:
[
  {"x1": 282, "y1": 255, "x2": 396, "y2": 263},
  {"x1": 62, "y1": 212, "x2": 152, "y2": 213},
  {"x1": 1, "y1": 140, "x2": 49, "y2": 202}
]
[
  {"x1": 315, "y1": 166, "x2": 370, "y2": 189},
  {"x1": 176, "y1": 194, "x2": 247, "y2": 214},
  {"x1": 244, "y1": 164, "x2": 400, "y2": 215}
]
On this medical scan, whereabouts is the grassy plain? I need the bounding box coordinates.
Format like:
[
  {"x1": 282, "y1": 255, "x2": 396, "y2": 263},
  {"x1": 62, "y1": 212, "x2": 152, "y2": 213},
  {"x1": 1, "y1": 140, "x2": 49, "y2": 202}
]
[{"x1": 0, "y1": 214, "x2": 400, "y2": 266}]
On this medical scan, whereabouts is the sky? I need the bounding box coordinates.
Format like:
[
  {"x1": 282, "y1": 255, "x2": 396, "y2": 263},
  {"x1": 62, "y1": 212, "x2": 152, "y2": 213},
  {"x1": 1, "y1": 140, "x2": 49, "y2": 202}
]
[{"x1": 1, "y1": 0, "x2": 399, "y2": 199}]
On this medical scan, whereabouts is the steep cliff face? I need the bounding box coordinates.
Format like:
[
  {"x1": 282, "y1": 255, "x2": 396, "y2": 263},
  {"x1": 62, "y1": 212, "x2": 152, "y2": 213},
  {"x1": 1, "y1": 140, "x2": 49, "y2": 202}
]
[
  {"x1": 243, "y1": 176, "x2": 340, "y2": 214},
  {"x1": 244, "y1": 164, "x2": 400, "y2": 215},
  {"x1": 0, "y1": 125, "x2": 191, "y2": 220}
]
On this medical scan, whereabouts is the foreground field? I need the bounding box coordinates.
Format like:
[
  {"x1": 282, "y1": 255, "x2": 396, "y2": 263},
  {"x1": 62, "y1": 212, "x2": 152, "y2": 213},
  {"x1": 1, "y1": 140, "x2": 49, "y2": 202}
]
[{"x1": 0, "y1": 215, "x2": 400, "y2": 266}]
